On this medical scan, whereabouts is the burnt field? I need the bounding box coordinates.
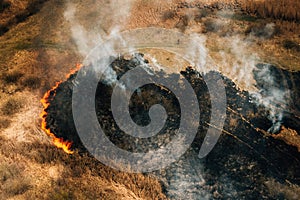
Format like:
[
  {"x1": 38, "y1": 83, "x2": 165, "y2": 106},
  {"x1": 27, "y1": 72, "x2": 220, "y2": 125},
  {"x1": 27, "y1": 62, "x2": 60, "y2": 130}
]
[{"x1": 43, "y1": 54, "x2": 300, "y2": 199}]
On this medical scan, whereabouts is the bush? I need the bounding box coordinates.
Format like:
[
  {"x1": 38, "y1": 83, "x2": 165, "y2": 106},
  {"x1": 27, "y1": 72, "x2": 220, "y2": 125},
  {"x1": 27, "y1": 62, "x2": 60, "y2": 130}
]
[
  {"x1": 48, "y1": 188, "x2": 75, "y2": 200},
  {"x1": 0, "y1": 117, "x2": 10, "y2": 129},
  {"x1": 283, "y1": 40, "x2": 300, "y2": 52},
  {"x1": 1, "y1": 71, "x2": 24, "y2": 84},
  {"x1": 21, "y1": 76, "x2": 41, "y2": 89},
  {"x1": 0, "y1": 0, "x2": 10, "y2": 12},
  {"x1": 2, "y1": 178, "x2": 31, "y2": 196},
  {"x1": 203, "y1": 18, "x2": 223, "y2": 33},
  {"x1": 194, "y1": 8, "x2": 211, "y2": 22},
  {"x1": 0, "y1": 163, "x2": 20, "y2": 183},
  {"x1": 1, "y1": 97, "x2": 23, "y2": 116},
  {"x1": 162, "y1": 10, "x2": 176, "y2": 21},
  {"x1": 175, "y1": 15, "x2": 190, "y2": 32},
  {"x1": 245, "y1": 22, "x2": 280, "y2": 39}
]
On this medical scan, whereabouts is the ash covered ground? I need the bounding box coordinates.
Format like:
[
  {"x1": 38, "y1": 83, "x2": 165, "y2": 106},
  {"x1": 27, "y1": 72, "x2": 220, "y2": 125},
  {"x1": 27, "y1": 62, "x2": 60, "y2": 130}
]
[{"x1": 45, "y1": 54, "x2": 300, "y2": 199}]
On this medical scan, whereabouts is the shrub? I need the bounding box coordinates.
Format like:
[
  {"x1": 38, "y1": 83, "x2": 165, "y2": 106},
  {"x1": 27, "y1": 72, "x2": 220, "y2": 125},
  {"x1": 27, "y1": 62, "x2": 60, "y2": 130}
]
[
  {"x1": 2, "y1": 178, "x2": 31, "y2": 196},
  {"x1": 48, "y1": 188, "x2": 75, "y2": 200},
  {"x1": 203, "y1": 18, "x2": 223, "y2": 33},
  {"x1": 162, "y1": 10, "x2": 176, "y2": 21},
  {"x1": 0, "y1": 117, "x2": 10, "y2": 129},
  {"x1": 0, "y1": 163, "x2": 20, "y2": 183},
  {"x1": 283, "y1": 40, "x2": 300, "y2": 52},
  {"x1": 21, "y1": 76, "x2": 41, "y2": 89},
  {"x1": 194, "y1": 8, "x2": 211, "y2": 22},
  {"x1": 175, "y1": 15, "x2": 190, "y2": 32},
  {"x1": 1, "y1": 71, "x2": 24, "y2": 84},
  {"x1": 1, "y1": 96, "x2": 23, "y2": 116},
  {"x1": 245, "y1": 22, "x2": 280, "y2": 39},
  {"x1": 0, "y1": 0, "x2": 10, "y2": 12}
]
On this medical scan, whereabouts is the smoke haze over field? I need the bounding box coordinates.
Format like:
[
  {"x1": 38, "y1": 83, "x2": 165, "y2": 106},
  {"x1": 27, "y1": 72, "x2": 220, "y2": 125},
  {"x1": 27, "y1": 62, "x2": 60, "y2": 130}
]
[{"x1": 63, "y1": 1, "x2": 291, "y2": 198}]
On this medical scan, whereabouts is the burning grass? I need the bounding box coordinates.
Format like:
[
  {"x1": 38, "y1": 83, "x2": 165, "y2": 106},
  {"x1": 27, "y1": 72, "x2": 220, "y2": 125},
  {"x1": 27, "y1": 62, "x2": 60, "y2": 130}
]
[
  {"x1": 39, "y1": 63, "x2": 83, "y2": 154},
  {"x1": 40, "y1": 80, "x2": 74, "y2": 154}
]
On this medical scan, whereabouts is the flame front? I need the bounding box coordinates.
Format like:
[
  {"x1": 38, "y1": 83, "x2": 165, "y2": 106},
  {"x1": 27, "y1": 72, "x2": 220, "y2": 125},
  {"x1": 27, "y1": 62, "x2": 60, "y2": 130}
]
[{"x1": 40, "y1": 64, "x2": 83, "y2": 154}]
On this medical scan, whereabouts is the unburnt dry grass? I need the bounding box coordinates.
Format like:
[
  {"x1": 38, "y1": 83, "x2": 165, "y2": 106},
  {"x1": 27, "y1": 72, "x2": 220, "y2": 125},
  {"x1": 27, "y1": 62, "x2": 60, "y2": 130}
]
[
  {"x1": 1, "y1": 70, "x2": 24, "y2": 84},
  {"x1": 1, "y1": 95, "x2": 23, "y2": 116},
  {"x1": 21, "y1": 75, "x2": 41, "y2": 89},
  {"x1": 0, "y1": 138, "x2": 167, "y2": 200},
  {"x1": 0, "y1": 162, "x2": 31, "y2": 199},
  {"x1": 239, "y1": 0, "x2": 300, "y2": 21},
  {"x1": 0, "y1": 117, "x2": 10, "y2": 129},
  {"x1": 0, "y1": 70, "x2": 42, "y2": 91}
]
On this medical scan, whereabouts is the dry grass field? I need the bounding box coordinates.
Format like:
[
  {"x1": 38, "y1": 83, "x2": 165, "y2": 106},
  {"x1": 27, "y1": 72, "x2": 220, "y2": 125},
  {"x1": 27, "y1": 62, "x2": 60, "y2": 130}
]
[
  {"x1": 0, "y1": 0, "x2": 299, "y2": 199},
  {"x1": 240, "y1": 0, "x2": 300, "y2": 21}
]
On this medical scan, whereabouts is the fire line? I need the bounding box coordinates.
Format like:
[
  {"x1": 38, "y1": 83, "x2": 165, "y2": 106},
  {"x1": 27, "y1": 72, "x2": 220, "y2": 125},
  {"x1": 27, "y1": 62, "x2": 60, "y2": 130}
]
[{"x1": 40, "y1": 64, "x2": 82, "y2": 154}]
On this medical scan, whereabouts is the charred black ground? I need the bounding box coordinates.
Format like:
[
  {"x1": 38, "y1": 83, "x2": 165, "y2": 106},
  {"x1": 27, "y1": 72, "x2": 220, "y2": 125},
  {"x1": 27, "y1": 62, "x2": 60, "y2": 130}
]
[{"x1": 44, "y1": 54, "x2": 300, "y2": 199}]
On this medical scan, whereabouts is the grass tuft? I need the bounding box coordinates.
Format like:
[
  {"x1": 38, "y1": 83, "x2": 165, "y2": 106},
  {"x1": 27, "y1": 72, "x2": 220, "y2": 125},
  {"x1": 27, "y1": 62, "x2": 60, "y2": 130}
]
[
  {"x1": 1, "y1": 96, "x2": 23, "y2": 116},
  {"x1": 0, "y1": 117, "x2": 11, "y2": 129},
  {"x1": 1, "y1": 71, "x2": 24, "y2": 84},
  {"x1": 21, "y1": 76, "x2": 41, "y2": 89},
  {"x1": 283, "y1": 40, "x2": 300, "y2": 52},
  {"x1": 2, "y1": 178, "x2": 31, "y2": 196}
]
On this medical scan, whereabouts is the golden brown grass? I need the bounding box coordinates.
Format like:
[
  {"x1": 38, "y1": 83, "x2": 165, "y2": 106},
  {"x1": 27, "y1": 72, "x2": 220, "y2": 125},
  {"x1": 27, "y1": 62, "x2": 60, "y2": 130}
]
[
  {"x1": 176, "y1": 0, "x2": 300, "y2": 21},
  {"x1": 240, "y1": 0, "x2": 300, "y2": 21},
  {"x1": 0, "y1": 162, "x2": 32, "y2": 199},
  {"x1": 0, "y1": 1, "x2": 168, "y2": 199},
  {"x1": 0, "y1": 137, "x2": 167, "y2": 199},
  {"x1": 1, "y1": 96, "x2": 23, "y2": 116}
]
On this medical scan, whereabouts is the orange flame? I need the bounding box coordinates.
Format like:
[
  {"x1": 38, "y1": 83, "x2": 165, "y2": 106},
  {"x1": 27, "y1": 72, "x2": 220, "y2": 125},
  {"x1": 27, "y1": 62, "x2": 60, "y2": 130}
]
[
  {"x1": 40, "y1": 64, "x2": 83, "y2": 154},
  {"x1": 66, "y1": 63, "x2": 83, "y2": 79}
]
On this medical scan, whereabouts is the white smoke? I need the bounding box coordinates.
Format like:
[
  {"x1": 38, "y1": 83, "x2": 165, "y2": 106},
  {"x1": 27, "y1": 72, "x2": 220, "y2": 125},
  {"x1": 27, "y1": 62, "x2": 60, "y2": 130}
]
[
  {"x1": 186, "y1": 33, "x2": 208, "y2": 73},
  {"x1": 195, "y1": 14, "x2": 289, "y2": 133},
  {"x1": 249, "y1": 22, "x2": 276, "y2": 39},
  {"x1": 251, "y1": 65, "x2": 290, "y2": 133},
  {"x1": 221, "y1": 36, "x2": 259, "y2": 91},
  {"x1": 63, "y1": 0, "x2": 133, "y2": 57},
  {"x1": 63, "y1": 1, "x2": 134, "y2": 85},
  {"x1": 63, "y1": 2, "x2": 290, "y2": 199},
  {"x1": 223, "y1": 33, "x2": 289, "y2": 133},
  {"x1": 64, "y1": 4, "x2": 101, "y2": 56}
]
